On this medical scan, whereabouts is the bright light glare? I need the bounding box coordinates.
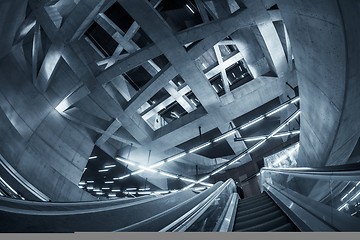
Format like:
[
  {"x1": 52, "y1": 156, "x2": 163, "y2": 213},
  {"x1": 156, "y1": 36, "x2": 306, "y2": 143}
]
[
  {"x1": 240, "y1": 116, "x2": 265, "y2": 130},
  {"x1": 185, "y1": 4, "x2": 195, "y2": 14},
  {"x1": 214, "y1": 130, "x2": 237, "y2": 142},
  {"x1": 160, "y1": 172, "x2": 178, "y2": 179},
  {"x1": 189, "y1": 142, "x2": 211, "y2": 153},
  {"x1": 89, "y1": 156, "x2": 97, "y2": 160},
  {"x1": 167, "y1": 152, "x2": 186, "y2": 162}
]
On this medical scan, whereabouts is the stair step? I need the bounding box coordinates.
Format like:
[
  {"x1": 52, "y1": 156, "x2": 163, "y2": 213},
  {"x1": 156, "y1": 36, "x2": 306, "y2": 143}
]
[
  {"x1": 234, "y1": 209, "x2": 284, "y2": 229},
  {"x1": 268, "y1": 222, "x2": 295, "y2": 232},
  {"x1": 236, "y1": 204, "x2": 279, "y2": 221},
  {"x1": 238, "y1": 201, "x2": 275, "y2": 215},
  {"x1": 234, "y1": 215, "x2": 289, "y2": 232},
  {"x1": 238, "y1": 196, "x2": 272, "y2": 209},
  {"x1": 239, "y1": 193, "x2": 268, "y2": 204}
]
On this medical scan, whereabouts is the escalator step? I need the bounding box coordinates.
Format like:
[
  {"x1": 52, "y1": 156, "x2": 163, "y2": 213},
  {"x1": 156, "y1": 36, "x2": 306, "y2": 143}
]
[
  {"x1": 234, "y1": 215, "x2": 289, "y2": 232},
  {"x1": 240, "y1": 196, "x2": 270, "y2": 205},
  {"x1": 238, "y1": 193, "x2": 268, "y2": 204},
  {"x1": 238, "y1": 201, "x2": 275, "y2": 215},
  {"x1": 237, "y1": 196, "x2": 272, "y2": 209},
  {"x1": 234, "y1": 209, "x2": 284, "y2": 229},
  {"x1": 268, "y1": 222, "x2": 295, "y2": 232},
  {"x1": 235, "y1": 204, "x2": 279, "y2": 221}
]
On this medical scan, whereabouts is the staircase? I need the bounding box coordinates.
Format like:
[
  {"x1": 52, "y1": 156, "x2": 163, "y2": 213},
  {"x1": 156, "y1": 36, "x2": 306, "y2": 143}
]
[{"x1": 233, "y1": 192, "x2": 298, "y2": 232}]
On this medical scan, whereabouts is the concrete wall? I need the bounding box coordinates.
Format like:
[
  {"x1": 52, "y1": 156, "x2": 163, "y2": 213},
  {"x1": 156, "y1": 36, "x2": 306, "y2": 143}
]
[
  {"x1": 277, "y1": 0, "x2": 360, "y2": 167},
  {"x1": 0, "y1": 47, "x2": 96, "y2": 202}
]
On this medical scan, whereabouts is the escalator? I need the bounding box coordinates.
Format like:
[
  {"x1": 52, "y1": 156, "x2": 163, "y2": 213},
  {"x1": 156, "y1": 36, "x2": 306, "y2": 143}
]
[{"x1": 232, "y1": 192, "x2": 298, "y2": 232}]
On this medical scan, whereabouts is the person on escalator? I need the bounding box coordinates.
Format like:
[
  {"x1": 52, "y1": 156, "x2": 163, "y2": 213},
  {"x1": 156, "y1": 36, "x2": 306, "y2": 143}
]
[{"x1": 236, "y1": 182, "x2": 245, "y2": 199}]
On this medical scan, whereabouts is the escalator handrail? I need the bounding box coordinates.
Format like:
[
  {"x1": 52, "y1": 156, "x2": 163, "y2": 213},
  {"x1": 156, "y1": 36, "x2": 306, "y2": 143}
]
[
  {"x1": 261, "y1": 162, "x2": 360, "y2": 174},
  {"x1": 160, "y1": 179, "x2": 236, "y2": 232}
]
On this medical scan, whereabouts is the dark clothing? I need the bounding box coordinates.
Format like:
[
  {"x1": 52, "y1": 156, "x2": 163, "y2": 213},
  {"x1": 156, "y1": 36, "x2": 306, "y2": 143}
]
[{"x1": 237, "y1": 186, "x2": 245, "y2": 199}]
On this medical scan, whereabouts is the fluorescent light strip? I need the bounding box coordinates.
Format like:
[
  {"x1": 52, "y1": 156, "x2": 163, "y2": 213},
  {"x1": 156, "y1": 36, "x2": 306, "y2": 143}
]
[
  {"x1": 138, "y1": 191, "x2": 151, "y2": 195},
  {"x1": 243, "y1": 136, "x2": 267, "y2": 141},
  {"x1": 118, "y1": 158, "x2": 137, "y2": 167},
  {"x1": 104, "y1": 165, "x2": 116, "y2": 168},
  {"x1": 167, "y1": 152, "x2": 186, "y2": 162},
  {"x1": 125, "y1": 191, "x2": 137, "y2": 195},
  {"x1": 348, "y1": 187, "x2": 356, "y2": 194},
  {"x1": 337, "y1": 203, "x2": 348, "y2": 211},
  {"x1": 104, "y1": 181, "x2": 114, "y2": 184},
  {"x1": 350, "y1": 191, "x2": 360, "y2": 201},
  {"x1": 139, "y1": 188, "x2": 150, "y2": 191},
  {"x1": 180, "y1": 177, "x2": 196, "y2": 183},
  {"x1": 78, "y1": 186, "x2": 84, "y2": 189},
  {"x1": 87, "y1": 187, "x2": 94, "y2": 190},
  {"x1": 291, "y1": 97, "x2": 300, "y2": 104},
  {"x1": 101, "y1": 187, "x2": 110, "y2": 190},
  {"x1": 266, "y1": 104, "x2": 288, "y2": 117},
  {"x1": 341, "y1": 193, "x2": 349, "y2": 201},
  {"x1": 86, "y1": 180, "x2": 94, "y2": 183},
  {"x1": 118, "y1": 174, "x2": 130, "y2": 180},
  {"x1": 247, "y1": 139, "x2": 267, "y2": 153},
  {"x1": 199, "y1": 182, "x2": 214, "y2": 187},
  {"x1": 211, "y1": 166, "x2": 227, "y2": 176},
  {"x1": 108, "y1": 193, "x2": 116, "y2": 197},
  {"x1": 214, "y1": 130, "x2": 237, "y2": 142},
  {"x1": 357, "y1": 182, "x2": 360, "y2": 186},
  {"x1": 139, "y1": 166, "x2": 157, "y2": 173},
  {"x1": 160, "y1": 172, "x2": 178, "y2": 179},
  {"x1": 189, "y1": 142, "x2": 211, "y2": 153},
  {"x1": 98, "y1": 169, "x2": 109, "y2": 172},
  {"x1": 285, "y1": 110, "x2": 301, "y2": 126},
  {"x1": 126, "y1": 188, "x2": 137, "y2": 191},
  {"x1": 240, "y1": 116, "x2": 265, "y2": 130},
  {"x1": 153, "y1": 191, "x2": 170, "y2": 194},
  {"x1": 185, "y1": 4, "x2": 195, "y2": 14},
  {"x1": 132, "y1": 169, "x2": 144, "y2": 175},
  {"x1": 149, "y1": 161, "x2": 165, "y2": 168},
  {"x1": 89, "y1": 156, "x2": 97, "y2": 159},
  {"x1": 78, "y1": 182, "x2": 86, "y2": 185},
  {"x1": 182, "y1": 183, "x2": 195, "y2": 190},
  {"x1": 197, "y1": 175, "x2": 210, "y2": 182},
  {"x1": 93, "y1": 189, "x2": 101, "y2": 192},
  {"x1": 96, "y1": 192, "x2": 104, "y2": 195},
  {"x1": 112, "y1": 189, "x2": 121, "y2": 192}
]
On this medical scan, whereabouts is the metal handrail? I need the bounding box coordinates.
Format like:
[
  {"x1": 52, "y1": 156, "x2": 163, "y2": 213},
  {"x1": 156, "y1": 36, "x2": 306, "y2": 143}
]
[
  {"x1": 160, "y1": 179, "x2": 235, "y2": 232},
  {"x1": 260, "y1": 163, "x2": 360, "y2": 182}
]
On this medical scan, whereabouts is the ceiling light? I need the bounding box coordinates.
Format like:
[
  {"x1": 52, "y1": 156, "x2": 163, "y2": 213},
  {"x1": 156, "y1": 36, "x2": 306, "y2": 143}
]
[
  {"x1": 98, "y1": 169, "x2": 109, "y2": 173},
  {"x1": 104, "y1": 164, "x2": 116, "y2": 168},
  {"x1": 112, "y1": 189, "x2": 121, "y2": 192},
  {"x1": 189, "y1": 142, "x2": 211, "y2": 153},
  {"x1": 138, "y1": 191, "x2": 151, "y2": 195},
  {"x1": 182, "y1": 183, "x2": 195, "y2": 190},
  {"x1": 266, "y1": 104, "x2": 288, "y2": 117},
  {"x1": 291, "y1": 97, "x2": 300, "y2": 104},
  {"x1": 211, "y1": 166, "x2": 227, "y2": 175},
  {"x1": 89, "y1": 156, "x2": 97, "y2": 160},
  {"x1": 108, "y1": 193, "x2": 116, "y2": 197},
  {"x1": 118, "y1": 174, "x2": 130, "y2": 180},
  {"x1": 240, "y1": 116, "x2": 265, "y2": 130},
  {"x1": 126, "y1": 188, "x2": 137, "y2": 191},
  {"x1": 179, "y1": 177, "x2": 196, "y2": 183},
  {"x1": 214, "y1": 130, "x2": 237, "y2": 142},
  {"x1": 86, "y1": 180, "x2": 94, "y2": 183},
  {"x1": 160, "y1": 172, "x2": 178, "y2": 179},
  {"x1": 131, "y1": 169, "x2": 144, "y2": 175},
  {"x1": 185, "y1": 4, "x2": 195, "y2": 14},
  {"x1": 104, "y1": 181, "x2": 114, "y2": 184},
  {"x1": 167, "y1": 152, "x2": 186, "y2": 162}
]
